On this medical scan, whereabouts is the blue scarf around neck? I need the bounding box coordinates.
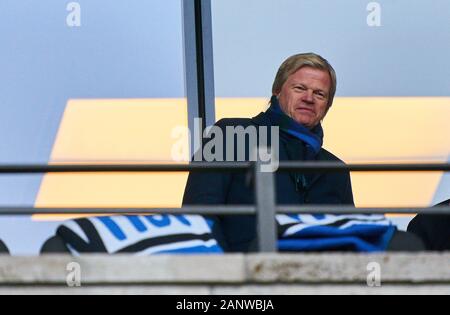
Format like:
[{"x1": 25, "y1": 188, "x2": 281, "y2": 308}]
[{"x1": 266, "y1": 95, "x2": 324, "y2": 157}]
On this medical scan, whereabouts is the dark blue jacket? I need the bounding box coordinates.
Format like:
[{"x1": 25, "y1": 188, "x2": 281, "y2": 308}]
[{"x1": 183, "y1": 111, "x2": 354, "y2": 252}]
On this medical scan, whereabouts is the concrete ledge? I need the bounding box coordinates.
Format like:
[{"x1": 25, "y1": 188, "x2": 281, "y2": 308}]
[
  {"x1": 0, "y1": 255, "x2": 246, "y2": 284},
  {"x1": 246, "y1": 253, "x2": 450, "y2": 283},
  {"x1": 0, "y1": 253, "x2": 448, "y2": 291}
]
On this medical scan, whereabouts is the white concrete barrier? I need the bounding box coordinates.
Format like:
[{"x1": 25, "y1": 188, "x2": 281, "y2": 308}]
[{"x1": 0, "y1": 253, "x2": 448, "y2": 294}]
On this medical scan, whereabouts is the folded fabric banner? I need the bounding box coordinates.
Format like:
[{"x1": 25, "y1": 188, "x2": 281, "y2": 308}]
[
  {"x1": 56, "y1": 213, "x2": 396, "y2": 255},
  {"x1": 57, "y1": 214, "x2": 223, "y2": 255},
  {"x1": 277, "y1": 214, "x2": 396, "y2": 252}
]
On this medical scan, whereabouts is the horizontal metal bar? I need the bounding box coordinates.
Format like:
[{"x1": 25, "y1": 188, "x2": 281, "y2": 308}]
[
  {"x1": 0, "y1": 162, "x2": 448, "y2": 174},
  {"x1": 277, "y1": 162, "x2": 450, "y2": 172},
  {"x1": 0, "y1": 206, "x2": 256, "y2": 215},
  {"x1": 0, "y1": 163, "x2": 252, "y2": 174},
  {"x1": 277, "y1": 206, "x2": 450, "y2": 215},
  {"x1": 0, "y1": 206, "x2": 448, "y2": 215}
]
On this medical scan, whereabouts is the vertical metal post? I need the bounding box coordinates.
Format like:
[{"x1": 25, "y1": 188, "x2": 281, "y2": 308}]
[
  {"x1": 254, "y1": 161, "x2": 277, "y2": 252},
  {"x1": 182, "y1": 0, "x2": 216, "y2": 156}
]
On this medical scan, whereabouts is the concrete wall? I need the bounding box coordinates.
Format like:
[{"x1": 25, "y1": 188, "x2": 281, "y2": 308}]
[{"x1": 0, "y1": 253, "x2": 449, "y2": 294}]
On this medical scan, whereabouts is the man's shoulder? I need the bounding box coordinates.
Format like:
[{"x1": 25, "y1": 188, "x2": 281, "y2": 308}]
[
  {"x1": 214, "y1": 111, "x2": 270, "y2": 128},
  {"x1": 320, "y1": 148, "x2": 347, "y2": 164},
  {"x1": 215, "y1": 117, "x2": 258, "y2": 129}
]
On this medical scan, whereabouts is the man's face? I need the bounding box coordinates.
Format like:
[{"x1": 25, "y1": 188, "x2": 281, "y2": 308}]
[{"x1": 276, "y1": 66, "x2": 331, "y2": 129}]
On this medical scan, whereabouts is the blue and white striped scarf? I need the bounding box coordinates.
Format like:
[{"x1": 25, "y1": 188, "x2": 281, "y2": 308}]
[
  {"x1": 57, "y1": 215, "x2": 223, "y2": 255},
  {"x1": 57, "y1": 213, "x2": 396, "y2": 254}
]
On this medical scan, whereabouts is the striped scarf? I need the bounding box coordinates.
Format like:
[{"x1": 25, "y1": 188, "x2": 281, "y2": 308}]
[{"x1": 56, "y1": 213, "x2": 395, "y2": 254}]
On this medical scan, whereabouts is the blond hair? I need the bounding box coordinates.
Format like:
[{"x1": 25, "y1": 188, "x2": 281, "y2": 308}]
[{"x1": 272, "y1": 53, "x2": 337, "y2": 108}]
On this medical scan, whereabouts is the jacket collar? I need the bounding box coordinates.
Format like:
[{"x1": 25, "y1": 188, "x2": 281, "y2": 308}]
[{"x1": 251, "y1": 111, "x2": 327, "y2": 188}]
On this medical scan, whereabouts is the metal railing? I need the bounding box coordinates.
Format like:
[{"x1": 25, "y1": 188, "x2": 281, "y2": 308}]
[{"x1": 0, "y1": 161, "x2": 449, "y2": 252}]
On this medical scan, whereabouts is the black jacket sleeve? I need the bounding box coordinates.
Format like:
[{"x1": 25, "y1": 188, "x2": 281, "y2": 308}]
[
  {"x1": 407, "y1": 199, "x2": 450, "y2": 251},
  {"x1": 343, "y1": 172, "x2": 355, "y2": 205},
  {"x1": 182, "y1": 119, "x2": 236, "y2": 250},
  {"x1": 182, "y1": 119, "x2": 235, "y2": 205}
]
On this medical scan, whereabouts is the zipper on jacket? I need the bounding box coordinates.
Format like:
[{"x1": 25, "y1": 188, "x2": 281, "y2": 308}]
[{"x1": 295, "y1": 174, "x2": 307, "y2": 192}]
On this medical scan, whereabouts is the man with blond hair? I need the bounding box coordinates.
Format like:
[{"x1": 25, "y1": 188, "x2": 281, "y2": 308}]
[{"x1": 183, "y1": 52, "x2": 425, "y2": 253}]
